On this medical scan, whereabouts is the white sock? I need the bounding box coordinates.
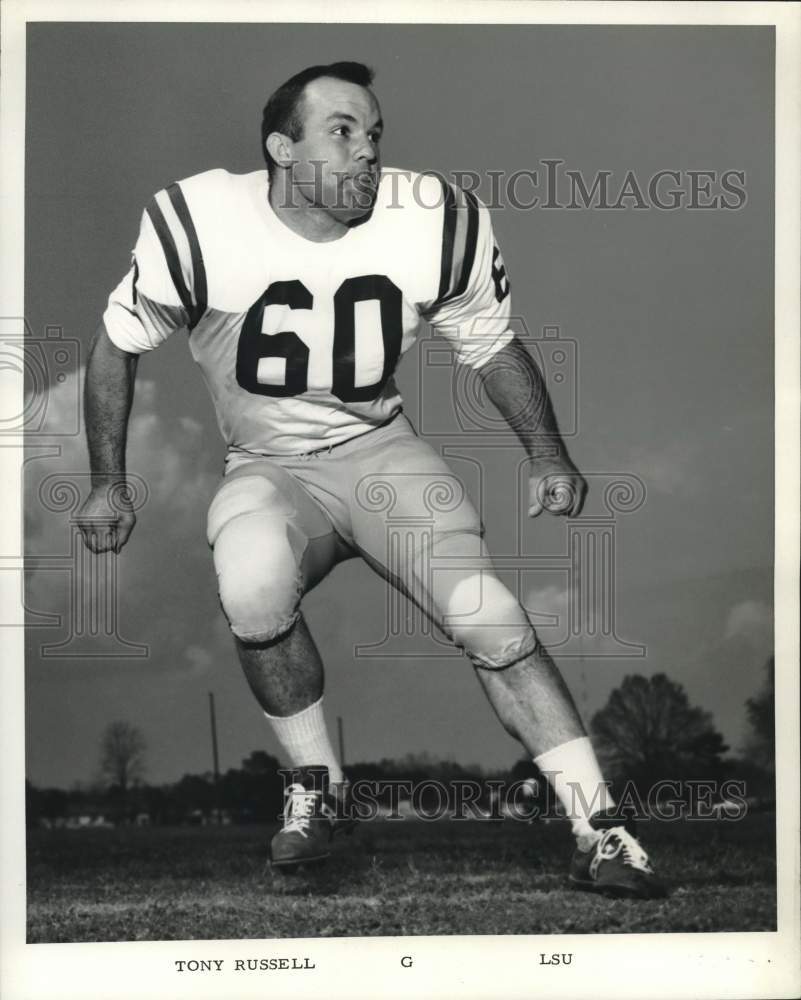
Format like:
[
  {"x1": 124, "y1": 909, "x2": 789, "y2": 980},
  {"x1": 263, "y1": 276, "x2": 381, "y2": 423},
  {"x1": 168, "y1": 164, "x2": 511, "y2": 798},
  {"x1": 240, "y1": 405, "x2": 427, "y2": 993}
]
[
  {"x1": 534, "y1": 736, "x2": 615, "y2": 851},
  {"x1": 264, "y1": 697, "x2": 344, "y2": 784}
]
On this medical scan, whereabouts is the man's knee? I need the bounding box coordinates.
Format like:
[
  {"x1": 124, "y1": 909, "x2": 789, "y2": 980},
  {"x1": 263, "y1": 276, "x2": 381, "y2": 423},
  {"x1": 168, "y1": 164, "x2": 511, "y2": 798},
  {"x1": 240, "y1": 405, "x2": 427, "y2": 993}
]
[
  {"x1": 206, "y1": 473, "x2": 313, "y2": 643},
  {"x1": 220, "y1": 574, "x2": 301, "y2": 644},
  {"x1": 213, "y1": 513, "x2": 303, "y2": 644},
  {"x1": 442, "y1": 572, "x2": 538, "y2": 670}
]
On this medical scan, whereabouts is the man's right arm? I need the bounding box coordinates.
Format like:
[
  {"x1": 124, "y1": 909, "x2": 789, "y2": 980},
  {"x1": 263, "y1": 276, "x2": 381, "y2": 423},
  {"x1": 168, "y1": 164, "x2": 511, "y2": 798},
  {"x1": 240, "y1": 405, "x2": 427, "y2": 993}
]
[
  {"x1": 76, "y1": 322, "x2": 139, "y2": 553},
  {"x1": 76, "y1": 184, "x2": 198, "y2": 552}
]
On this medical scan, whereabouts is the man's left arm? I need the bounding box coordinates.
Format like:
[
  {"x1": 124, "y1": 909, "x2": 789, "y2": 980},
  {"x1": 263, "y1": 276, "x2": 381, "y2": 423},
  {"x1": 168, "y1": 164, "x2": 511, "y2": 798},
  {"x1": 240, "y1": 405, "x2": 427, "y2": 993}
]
[{"x1": 477, "y1": 336, "x2": 588, "y2": 517}]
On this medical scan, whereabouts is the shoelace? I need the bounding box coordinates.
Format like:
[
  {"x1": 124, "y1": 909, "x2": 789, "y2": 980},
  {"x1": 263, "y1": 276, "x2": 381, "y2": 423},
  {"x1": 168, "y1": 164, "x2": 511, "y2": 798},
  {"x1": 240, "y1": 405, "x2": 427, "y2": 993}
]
[
  {"x1": 281, "y1": 784, "x2": 320, "y2": 837},
  {"x1": 589, "y1": 826, "x2": 654, "y2": 879}
]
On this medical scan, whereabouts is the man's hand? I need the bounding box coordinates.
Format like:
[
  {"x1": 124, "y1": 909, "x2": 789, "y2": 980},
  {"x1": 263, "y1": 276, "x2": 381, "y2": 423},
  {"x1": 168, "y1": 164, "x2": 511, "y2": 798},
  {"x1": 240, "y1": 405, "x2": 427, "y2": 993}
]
[
  {"x1": 477, "y1": 339, "x2": 588, "y2": 518},
  {"x1": 75, "y1": 485, "x2": 136, "y2": 553},
  {"x1": 527, "y1": 454, "x2": 588, "y2": 518}
]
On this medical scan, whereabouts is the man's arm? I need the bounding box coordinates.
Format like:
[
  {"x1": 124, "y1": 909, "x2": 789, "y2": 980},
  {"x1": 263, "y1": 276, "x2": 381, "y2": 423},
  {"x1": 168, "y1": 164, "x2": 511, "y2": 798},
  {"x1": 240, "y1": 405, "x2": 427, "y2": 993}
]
[
  {"x1": 75, "y1": 323, "x2": 139, "y2": 552},
  {"x1": 477, "y1": 336, "x2": 587, "y2": 517}
]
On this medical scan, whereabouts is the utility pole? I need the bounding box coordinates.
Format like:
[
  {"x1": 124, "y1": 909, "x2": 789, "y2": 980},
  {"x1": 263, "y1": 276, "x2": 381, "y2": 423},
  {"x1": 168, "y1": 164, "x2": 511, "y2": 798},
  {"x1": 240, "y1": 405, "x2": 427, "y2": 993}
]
[
  {"x1": 208, "y1": 691, "x2": 220, "y2": 823},
  {"x1": 337, "y1": 715, "x2": 346, "y2": 769}
]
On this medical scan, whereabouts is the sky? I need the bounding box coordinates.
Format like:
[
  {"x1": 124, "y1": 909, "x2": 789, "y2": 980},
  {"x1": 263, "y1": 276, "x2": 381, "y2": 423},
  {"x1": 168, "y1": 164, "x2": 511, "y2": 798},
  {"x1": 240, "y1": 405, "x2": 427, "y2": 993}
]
[{"x1": 22, "y1": 23, "x2": 774, "y2": 788}]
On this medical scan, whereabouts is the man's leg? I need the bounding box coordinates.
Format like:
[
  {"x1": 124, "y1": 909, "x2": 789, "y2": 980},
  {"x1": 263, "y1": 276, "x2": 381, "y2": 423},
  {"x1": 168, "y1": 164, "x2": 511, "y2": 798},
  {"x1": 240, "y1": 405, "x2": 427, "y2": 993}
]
[
  {"x1": 346, "y1": 423, "x2": 607, "y2": 828},
  {"x1": 207, "y1": 463, "x2": 346, "y2": 782},
  {"x1": 235, "y1": 614, "x2": 322, "y2": 715},
  {"x1": 346, "y1": 420, "x2": 664, "y2": 895},
  {"x1": 235, "y1": 616, "x2": 343, "y2": 784},
  {"x1": 471, "y1": 636, "x2": 584, "y2": 754},
  {"x1": 471, "y1": 619, "x2": 665, "y2": 896},
  {"x1": 434, "y1": 549, "x2": 664, "y2": 895},
  {"x1": 471, "y1": 638, "x2": 614, "y2": 845},
  {"x1": 207, "y1": 462, "x2": 356, "y2": 866},
  {"x1": 434, "y1": 560, "x2": 663, "y2": 895},
  {"x1": 425, "y1": 532, "x2": 613, "y2": 844}
]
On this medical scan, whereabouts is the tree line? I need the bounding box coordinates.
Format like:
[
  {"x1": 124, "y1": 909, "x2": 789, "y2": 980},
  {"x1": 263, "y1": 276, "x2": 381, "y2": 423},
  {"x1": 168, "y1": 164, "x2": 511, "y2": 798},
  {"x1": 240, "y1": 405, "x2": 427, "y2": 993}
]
[{"x1": 26, "y1": 661, "x2": 775, "y2": 828}]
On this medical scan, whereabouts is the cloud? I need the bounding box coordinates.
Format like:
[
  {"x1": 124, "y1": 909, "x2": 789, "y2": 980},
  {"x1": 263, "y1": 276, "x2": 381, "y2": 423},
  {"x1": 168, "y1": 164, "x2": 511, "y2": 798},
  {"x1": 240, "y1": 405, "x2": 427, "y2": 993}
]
[
  {"x1": 182, "y1": 618, "x2": 233, "y2": 677},
  {"x1": 25, "y1": 368, "x2": 218, "y2": 542},
  {"x1": 523, "y1": 583, "x2": 582, "y2": 648},
  {"x1": 183, "y1": 645, "x2": 214, "y2": 677},
  {"x1": 724, "y1": 600, "x2": 772, "y2": 645},
  {"x1": 127, "y1": 408, "x2": 218, "y2": 521},
  {"x1": 24, "y1": 369, "x2": 222, "y2": 654},
  {"x1": 625, "y1": 405, "x2": 773, "y2": 504},
  {"x1": 524, "y1": 584, "x2": 568, "y2": 621}
]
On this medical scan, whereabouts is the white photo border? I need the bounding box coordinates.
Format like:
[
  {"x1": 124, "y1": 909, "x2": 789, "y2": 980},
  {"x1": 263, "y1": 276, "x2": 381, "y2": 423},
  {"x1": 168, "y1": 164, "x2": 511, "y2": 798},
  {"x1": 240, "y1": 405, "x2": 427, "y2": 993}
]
[{"x1": 1, "y1": 2, "x2": 798, "y2": 998}]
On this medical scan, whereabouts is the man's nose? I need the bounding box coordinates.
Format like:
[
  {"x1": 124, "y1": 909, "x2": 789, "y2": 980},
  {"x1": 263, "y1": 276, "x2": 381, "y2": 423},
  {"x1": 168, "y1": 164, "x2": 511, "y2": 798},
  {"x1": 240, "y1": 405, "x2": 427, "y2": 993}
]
[{"x1": 355, "y1": 137, "x2": 378, "y2": 163}]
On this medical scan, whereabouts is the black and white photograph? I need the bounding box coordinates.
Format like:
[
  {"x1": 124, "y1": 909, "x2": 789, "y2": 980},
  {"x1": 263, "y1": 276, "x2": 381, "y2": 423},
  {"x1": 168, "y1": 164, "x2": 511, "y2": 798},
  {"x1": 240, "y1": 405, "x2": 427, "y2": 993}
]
[{"x1": 1, "y1": 2, "x2": 799, "y2": 998}]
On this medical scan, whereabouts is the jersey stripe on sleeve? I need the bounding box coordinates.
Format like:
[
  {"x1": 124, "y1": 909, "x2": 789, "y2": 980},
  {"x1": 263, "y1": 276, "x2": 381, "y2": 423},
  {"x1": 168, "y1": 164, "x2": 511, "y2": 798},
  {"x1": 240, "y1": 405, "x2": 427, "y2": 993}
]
[
  {"x1": 431, "y1": 181, "x2": 481, "y2": 308},
  {"x1": 448, "y1": 190, "x2": 479, "y2": 301},
  {"x1": 166, "y1": 181, "x2": 208, "y2": 327},
  {"x1": 145, "y1": 195, "x2": 195, "y2": 317},
  {"x1": 437, "y1": 179, "x2": 457, "y2": 302}
]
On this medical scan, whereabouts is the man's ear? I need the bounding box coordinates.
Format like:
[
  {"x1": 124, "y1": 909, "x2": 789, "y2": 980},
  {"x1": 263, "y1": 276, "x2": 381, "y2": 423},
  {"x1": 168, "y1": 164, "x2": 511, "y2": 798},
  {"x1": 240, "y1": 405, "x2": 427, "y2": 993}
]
[{"x1": 266, "y1": 131, "x2": 294, "y2": 170}]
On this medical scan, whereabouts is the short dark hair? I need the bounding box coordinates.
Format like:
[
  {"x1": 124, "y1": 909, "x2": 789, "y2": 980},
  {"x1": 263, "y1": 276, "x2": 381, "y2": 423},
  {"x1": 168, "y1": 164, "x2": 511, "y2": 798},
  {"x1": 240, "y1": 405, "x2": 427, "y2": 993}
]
[{"x1": 260, "y1": 62, "x2": 375, "y2": 176}]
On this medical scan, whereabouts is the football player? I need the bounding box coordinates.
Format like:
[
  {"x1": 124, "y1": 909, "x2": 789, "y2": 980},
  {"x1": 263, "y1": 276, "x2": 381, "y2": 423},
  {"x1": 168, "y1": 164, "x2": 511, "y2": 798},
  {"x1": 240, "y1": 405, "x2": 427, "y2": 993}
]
[{"x1": 77, "y1": 62, "x2": 665, "y2": 898}]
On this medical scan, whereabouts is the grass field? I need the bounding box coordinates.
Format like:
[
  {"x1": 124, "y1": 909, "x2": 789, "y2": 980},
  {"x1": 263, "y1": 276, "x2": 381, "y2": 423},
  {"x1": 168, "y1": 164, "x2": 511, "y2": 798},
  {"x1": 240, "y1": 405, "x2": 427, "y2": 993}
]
[{"x1": 27, "y1": 813, "x2": 776, "y2": 942}]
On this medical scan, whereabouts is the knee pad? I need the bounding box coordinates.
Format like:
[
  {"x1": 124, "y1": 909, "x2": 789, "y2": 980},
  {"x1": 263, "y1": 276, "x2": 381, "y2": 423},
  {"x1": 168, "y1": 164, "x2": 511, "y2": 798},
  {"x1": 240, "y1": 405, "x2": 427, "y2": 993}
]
[
  {"x1": 214, "y1": 512, "x2": 303, "y2": 642},
  {"x1": 441, "y1": 572, "x2": 538, "y2": 670},
  {"x1": 208, "y1": 477, "x2": 306, "y2": 643}
]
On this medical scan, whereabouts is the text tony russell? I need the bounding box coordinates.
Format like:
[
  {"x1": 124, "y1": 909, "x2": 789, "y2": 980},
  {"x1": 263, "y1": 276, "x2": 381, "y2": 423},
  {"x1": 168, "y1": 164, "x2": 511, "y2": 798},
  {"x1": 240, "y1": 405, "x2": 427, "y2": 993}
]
[{"x1": 175, "y1": 958, "x2": 315, "y2": 973}]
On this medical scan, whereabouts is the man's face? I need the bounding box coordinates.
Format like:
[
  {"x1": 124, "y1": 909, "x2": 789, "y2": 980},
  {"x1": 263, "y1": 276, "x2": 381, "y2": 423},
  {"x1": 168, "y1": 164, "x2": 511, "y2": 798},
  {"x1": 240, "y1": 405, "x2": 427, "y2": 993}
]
[{"x1": 284, "y1": 77, "x2": 383, "y2": 222}]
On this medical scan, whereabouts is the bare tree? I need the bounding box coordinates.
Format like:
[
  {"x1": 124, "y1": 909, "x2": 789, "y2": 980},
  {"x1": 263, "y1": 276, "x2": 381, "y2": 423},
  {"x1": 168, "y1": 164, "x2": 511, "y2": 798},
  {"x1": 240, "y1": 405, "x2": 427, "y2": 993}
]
[{"x1": 99, "y1": 720, "x2": 146, "y2": 792}]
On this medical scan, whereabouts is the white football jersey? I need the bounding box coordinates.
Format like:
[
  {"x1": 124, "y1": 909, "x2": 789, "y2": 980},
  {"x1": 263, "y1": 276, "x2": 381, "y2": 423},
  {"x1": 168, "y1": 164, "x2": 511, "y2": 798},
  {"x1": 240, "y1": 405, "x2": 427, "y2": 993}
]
[{"x1": 104, "y1": 168, "x2": 513, "y2": 456}]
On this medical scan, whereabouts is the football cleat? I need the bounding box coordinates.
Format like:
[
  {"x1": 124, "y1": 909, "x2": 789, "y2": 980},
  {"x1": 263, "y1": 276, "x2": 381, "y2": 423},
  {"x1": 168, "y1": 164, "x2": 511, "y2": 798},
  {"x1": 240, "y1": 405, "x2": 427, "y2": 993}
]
[
  {"x1": 270, "y1": 766, "x2": 355, "y2": 871},
  {"x1": 568, "y1": 810, "x2": 667, "y2": 899}
]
